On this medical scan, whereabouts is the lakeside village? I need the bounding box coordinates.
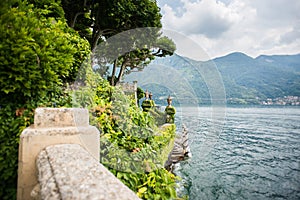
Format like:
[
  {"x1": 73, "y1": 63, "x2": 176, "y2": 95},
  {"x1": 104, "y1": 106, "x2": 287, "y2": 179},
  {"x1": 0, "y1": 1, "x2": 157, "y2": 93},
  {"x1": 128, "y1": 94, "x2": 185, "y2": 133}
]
[
  {"x1": 260, "y1": 96, "x2": 300, "y2": 106},
  {"x1": 227, "y1": 96, "x2": 300, "y2": 106}
]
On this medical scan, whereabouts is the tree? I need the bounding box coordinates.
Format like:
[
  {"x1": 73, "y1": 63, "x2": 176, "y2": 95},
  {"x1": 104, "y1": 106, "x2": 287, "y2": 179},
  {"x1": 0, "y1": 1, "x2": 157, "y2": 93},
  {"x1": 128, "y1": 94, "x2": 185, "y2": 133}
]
[
  {"x1": 103, "y1": 32, "x2": 176, "y2": 86},
  {"x1": 61, "y1": 0, "x2": 176, "y2": 85},
  {"x1": 0, "y1": 0, "x2": 90, "y2": 106},
  {"x1": 61, "y1": 0, "x2": 92, "y2": 42},
  {"x1": 0, "y1": 1, "x2": 90, "y2": 198}
]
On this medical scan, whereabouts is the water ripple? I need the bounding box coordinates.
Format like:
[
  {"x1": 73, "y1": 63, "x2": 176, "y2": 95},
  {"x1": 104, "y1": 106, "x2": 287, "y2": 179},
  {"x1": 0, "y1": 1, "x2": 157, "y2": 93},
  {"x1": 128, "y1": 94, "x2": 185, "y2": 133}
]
[{"x1": 176, "y1": 107, "x2": 300, "y2": 200}]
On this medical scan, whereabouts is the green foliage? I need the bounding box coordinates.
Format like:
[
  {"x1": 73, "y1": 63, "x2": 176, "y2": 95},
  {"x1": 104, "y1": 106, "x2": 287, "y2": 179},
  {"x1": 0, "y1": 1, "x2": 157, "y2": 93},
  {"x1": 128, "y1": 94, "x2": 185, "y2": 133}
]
[
  {"x1": 105, "y1": 28, "x2": 176, "y2": 85},
  {"x1": 165, "y1": 106, "x2": 176, "y2": 123},
  {"x1": 136, "y1": 87, "x2": 145, "y2": 106},
  {"x1": 27, "y1": 0, "x2": 66, "y2": 19},
  {"x1": 0, "y1": 90, "x2": 74, "y2": 199},
  {"x1": 1, "y1": 1, "x2": 177, "y2": 199},
  {"x1": 142, "y1": 100, "x2": 152, "y2": 112},
  {"x1": 61, "y1": 0, "x2": 92, "y2": 39},
  {"x1": 137, "y1": 87, "x2": 145, "y2": 101},
  {"x1": 90, "y1": 0, "x2": 162, "y2": 50},
  {"x1": 114, "y1": 168, "x2": 178, "y2": 200},
  {"x1": 61, "y1": 0, "x2": 176, "y2": 86},
  {"x1": 149, "y1": 109, "x2": 167, "y2": 126},
  {"x1": 62, "y1": 0, "x2": 163, "y2": 50},
  {"x1": 0, "y1": 106, "x2": 34, "y2": 199},
  {"x1": 0, "y1": 1, "x2": 90, "y2": 106},
  {"x1": 156, "y1": 36, "x2": 177, "y2": 56},
  {"x1": 84, "y1": 75, "x2": 178, "y2": 199},
  {"x1": 0, "y1": 1, "x2": 90, "y2": 199}
]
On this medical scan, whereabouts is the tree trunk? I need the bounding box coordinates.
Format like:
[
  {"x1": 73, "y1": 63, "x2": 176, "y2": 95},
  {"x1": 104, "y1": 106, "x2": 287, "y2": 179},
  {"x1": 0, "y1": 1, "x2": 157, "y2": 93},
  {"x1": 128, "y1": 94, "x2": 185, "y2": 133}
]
[
  {"x1": 70, "y1": 12, "x2": 84, "y2": 28},
  {"x1": 115, "y1": 61, "x2": 126, "y2": 85},
  {"x1": 69, "y1": 0, "x2": 89, "y2": 28},
  {"x1": 91, "y1": 30, "x2": 102, "y2": 52},
  {"x1": 110, "y1": 59, "x2": 118, "y2": 86}
]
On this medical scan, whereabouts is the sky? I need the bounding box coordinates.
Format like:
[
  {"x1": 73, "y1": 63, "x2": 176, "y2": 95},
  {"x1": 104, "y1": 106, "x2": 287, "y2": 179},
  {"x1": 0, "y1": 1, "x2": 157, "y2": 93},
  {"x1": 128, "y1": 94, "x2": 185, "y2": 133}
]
[{"x1": 157, "y1": 0, "x2": 300, "y2": 60}]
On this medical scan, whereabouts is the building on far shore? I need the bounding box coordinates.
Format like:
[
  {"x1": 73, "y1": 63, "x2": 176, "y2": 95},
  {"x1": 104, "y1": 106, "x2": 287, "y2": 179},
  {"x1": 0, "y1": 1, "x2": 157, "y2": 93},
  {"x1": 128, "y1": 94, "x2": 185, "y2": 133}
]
[{"x1": 260, "y1": 96, "x2": 300, "y2": 106}]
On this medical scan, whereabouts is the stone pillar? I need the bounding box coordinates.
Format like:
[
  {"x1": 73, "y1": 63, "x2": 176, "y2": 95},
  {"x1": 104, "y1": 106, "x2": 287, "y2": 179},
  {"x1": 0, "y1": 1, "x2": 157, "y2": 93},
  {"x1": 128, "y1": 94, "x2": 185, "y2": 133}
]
[{"x1": 17, "y1": 108, "x2": 100, "y2": 200}]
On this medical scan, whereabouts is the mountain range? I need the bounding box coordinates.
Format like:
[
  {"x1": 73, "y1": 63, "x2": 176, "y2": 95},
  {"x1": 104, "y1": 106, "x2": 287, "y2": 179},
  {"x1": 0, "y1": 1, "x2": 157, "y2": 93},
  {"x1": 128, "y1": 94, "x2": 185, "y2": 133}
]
[{"x1": 125, "y1": 52, "x2": 300, "y2": 105}]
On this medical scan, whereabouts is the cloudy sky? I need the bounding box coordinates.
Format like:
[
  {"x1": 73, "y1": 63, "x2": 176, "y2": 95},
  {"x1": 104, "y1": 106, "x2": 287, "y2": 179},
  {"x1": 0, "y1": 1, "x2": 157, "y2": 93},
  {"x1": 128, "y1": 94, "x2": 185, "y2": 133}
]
[{"x1": 157, "y1": 0, "x2": 300, "y2": 60}]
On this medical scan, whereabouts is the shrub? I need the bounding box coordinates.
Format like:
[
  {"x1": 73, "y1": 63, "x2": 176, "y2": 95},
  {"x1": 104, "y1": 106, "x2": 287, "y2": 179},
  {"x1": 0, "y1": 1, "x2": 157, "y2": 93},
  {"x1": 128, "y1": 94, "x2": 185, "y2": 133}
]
[
  {"x1": 0, "y1": 3, "x2": 89, "y2": 106},
  {"x1": 89, "y1": 79, "x2": 178, "y2": 199},
  {"x1": 0, "y1": 1, "x2": 90, "y2": 198}
]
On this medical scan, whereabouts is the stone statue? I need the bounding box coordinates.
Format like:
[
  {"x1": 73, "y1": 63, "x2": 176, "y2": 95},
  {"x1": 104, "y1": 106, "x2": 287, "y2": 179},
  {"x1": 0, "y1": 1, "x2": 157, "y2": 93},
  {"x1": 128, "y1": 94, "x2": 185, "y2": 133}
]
[
  {"x1": 165, "y1": 95, "x2": 176, "y2": 123},
  {"x1": 149, "y1": 92, "x2": 155, "y2": 107},
  {"x1": 145, "y1": 90, "x2": 149, "y2": 100},
  {"x1": 141, "y1": 90, "x2": 152, "y2": 112}
]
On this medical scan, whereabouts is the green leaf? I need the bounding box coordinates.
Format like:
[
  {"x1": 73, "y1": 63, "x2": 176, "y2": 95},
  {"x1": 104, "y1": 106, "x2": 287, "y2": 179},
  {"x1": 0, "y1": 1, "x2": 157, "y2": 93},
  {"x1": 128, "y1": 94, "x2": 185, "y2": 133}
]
[{"x1": 138, "y1": 187, "x2": 147, "y2": 194}]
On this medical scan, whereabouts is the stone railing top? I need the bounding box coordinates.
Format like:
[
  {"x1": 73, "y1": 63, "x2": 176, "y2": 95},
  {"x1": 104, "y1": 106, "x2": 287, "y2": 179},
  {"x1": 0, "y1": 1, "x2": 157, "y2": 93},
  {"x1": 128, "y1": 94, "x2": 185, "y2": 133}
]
[
  {"x1": 35, "y1": 144, "x2": 140, "y2": 200},
  {"x1": 34, "y1": 108, "x2": 89, "y2": 128},
  {"x1": 18, "y1": 108, "x2": 100, "y2": 200}
]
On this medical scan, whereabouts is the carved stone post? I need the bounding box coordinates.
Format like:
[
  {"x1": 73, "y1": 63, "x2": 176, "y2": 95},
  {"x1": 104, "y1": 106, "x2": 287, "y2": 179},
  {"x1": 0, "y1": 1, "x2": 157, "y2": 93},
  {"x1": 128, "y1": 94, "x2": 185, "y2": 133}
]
[{"x1": 17, "y1": 108, "x2": 100, "y2": 200}]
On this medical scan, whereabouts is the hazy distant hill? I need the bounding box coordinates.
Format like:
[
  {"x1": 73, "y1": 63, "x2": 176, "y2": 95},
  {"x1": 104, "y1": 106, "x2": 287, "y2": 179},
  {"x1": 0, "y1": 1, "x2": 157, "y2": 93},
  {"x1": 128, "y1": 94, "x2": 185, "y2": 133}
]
[{"x1": 125, "y1": 52, "x2": 300, "y2": 105}]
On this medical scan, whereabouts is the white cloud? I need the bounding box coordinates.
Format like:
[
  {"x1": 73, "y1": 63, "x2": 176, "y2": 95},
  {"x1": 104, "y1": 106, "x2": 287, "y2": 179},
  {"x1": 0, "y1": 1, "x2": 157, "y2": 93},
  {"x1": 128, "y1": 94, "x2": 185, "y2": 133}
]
[
  {"x1": 163, "y1": 0, "x2": 238, "y2": 38},
  {"x1": 280, "y1": 24, "x2": 300, "y2": 45},
  {"x1": 158, "y1": 0, "x2": 300, "y2": 60}
]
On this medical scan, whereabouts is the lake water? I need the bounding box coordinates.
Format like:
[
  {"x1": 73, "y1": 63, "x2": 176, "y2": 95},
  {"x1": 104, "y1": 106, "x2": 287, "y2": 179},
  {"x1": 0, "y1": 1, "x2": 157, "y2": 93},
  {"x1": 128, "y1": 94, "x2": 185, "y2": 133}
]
[{"x1": 174, "y1": 106, "x2": 300, "y2": 200}]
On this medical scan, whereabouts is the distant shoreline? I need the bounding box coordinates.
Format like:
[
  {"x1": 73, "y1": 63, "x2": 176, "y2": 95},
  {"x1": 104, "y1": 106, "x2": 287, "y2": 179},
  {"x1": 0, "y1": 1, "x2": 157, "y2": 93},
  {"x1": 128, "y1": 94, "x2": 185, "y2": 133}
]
[{"x1": 163, "y1": 104, "x2": 300, "y2": 108}]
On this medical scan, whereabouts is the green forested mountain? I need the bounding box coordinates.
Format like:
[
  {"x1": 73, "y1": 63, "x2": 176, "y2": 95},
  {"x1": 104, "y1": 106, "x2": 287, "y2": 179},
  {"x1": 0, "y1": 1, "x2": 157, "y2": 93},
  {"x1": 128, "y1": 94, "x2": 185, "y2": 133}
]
[
  {"x1": 126, "y1": 52, "x2": 300, "y2": 105},
  {"x1": 214, "y1": 52, "x2": 300, "y2": 101}
]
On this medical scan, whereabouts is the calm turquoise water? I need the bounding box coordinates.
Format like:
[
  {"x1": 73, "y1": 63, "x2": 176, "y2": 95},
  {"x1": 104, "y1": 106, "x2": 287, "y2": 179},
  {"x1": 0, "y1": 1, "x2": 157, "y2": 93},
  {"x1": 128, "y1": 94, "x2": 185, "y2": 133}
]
[{"x1": 175, "y1": 107, "x2": 300, "y2": 200}]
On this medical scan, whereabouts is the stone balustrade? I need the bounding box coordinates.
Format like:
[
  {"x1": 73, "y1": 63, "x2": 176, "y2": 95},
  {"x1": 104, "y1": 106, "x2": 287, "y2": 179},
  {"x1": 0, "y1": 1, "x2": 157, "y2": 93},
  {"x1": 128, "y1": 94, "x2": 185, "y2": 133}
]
[
  {"x1": 17, "y1": 108, "x2": 140, "y2": 200},
  {"x1": 33, "y1": 143, "x2": 140, "y2": 200}
]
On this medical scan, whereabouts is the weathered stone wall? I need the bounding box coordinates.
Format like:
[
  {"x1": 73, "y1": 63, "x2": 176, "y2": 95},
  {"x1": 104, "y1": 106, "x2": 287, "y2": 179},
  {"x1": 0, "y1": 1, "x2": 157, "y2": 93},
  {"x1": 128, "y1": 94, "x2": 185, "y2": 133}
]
[
  {"x1": 164, "y1": 124, "x2": 191, "y2": 171},
  {"x1": 17, "y1": 108, "x2": 140, "y2": 200},
  {"x1": 34, "y1": 144, "x2": 140, "y2": 200}
]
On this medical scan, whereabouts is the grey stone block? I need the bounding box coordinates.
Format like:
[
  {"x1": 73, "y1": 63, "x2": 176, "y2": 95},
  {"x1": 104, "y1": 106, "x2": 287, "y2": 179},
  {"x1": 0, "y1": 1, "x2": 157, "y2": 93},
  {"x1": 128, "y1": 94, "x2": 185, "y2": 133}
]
[{"x1": 36, "y1": 144, "x2": 141, "y2": 200}]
